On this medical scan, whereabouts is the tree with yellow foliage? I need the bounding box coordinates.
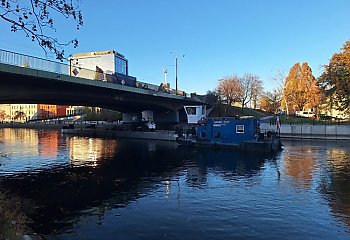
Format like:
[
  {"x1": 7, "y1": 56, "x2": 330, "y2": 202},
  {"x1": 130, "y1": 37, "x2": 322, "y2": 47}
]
[
  {"x1": 319, "y1": 40, "x2": 350, "y2": 114},
  {"x1": 282, "y1": 62, "x2": 321, "y2": 114}
]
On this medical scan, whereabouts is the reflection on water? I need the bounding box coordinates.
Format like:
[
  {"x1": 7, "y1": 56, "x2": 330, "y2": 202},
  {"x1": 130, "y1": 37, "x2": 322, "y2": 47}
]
[
  {"x1": 283, "y1": 146, "x2": 319, "y2": 189},
  {"x1": 68, "y1": 137, "x2": 118, "y2": 167},
  {"x1": 0, "y1": 129, "x2": 350, "y2": 239}
]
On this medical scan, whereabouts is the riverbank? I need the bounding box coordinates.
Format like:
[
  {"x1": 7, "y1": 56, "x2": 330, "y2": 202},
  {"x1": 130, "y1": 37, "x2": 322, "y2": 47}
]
[
  {"x1": 0, "y1": 191, "x2": 31, "y2": 239},
  {"x1": 62, "y1": 128, "x2": 178, "y2": 141},
  {"x1": 1, "y1": 122, "x2": 350, "y2": 141}
]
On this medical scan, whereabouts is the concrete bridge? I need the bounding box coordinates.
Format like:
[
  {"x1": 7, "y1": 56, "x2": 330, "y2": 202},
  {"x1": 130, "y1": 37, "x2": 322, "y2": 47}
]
[{"x1": 0, "y1": 49, "x2": 203, "y2": 122}]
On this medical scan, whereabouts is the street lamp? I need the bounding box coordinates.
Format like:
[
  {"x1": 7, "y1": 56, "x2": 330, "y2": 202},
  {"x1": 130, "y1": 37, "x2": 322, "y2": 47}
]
[{"x1": 170, "y1": 51, "x2": 185, "y2": 94}]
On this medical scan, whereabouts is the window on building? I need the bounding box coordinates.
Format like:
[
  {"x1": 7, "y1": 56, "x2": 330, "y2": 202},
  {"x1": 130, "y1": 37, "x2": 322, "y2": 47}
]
[
  {"x1": 201, "y1": 131, "x2": 206, "y2": 138},
  {"x1": 214, "y1": 131, "x2": 221, "y2": 138}
]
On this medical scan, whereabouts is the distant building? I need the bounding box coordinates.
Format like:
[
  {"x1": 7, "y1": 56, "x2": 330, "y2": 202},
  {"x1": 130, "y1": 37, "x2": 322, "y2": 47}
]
[
  {"x1": 2, "y1": 104, "x2": 70, "y2": 122},
  {"x1": 38, "y1": 104, "x2": 57, "y2": 119},
  {"x1": 66, "y1": 106, "x2": 101, "y2": 116},
  {"x1": 319, "y1": 98, "x2": 350, "y2": 119},
  {"x1": 66, "y1": 106, "x2": 83, "y2": 116},
  {"x1": 11, "y1": 104, "x2": 38, "y2": 122},
  {"x1": 57, "y1": 105, "x2": 69, "y2": 117}
]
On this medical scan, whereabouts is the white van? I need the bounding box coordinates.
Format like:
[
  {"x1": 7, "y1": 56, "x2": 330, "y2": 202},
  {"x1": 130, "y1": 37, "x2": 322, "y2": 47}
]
[{"x1": 295, "y1": 111, "x2": 315, "y2": 118}]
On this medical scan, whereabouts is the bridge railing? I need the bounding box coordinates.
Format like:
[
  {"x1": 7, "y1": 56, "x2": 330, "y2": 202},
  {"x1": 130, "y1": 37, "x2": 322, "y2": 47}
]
[
  {"x1": 0, "y1": 48, "x2": 195, "y2": 99},
  {"x1": 0, "y1": 48, "x2": 68, "y2": 75}
]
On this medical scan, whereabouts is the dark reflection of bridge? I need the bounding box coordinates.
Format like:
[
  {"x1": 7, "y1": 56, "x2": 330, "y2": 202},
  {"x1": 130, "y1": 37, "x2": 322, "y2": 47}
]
[{"x1": 0, "y1": 137, "x2": 184, "y2": 234}]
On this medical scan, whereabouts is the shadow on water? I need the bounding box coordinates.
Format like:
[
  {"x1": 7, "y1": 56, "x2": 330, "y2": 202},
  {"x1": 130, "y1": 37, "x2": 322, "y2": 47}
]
[
  {"x1": 0, "y1": 129, "x2": 274, "y2": 236},
  {"x1": 0, "y1": 138, "x2": 185, "y2": 234},
  {"x1": 179, "y1": 147, "x2": 276, "y2": 188}
]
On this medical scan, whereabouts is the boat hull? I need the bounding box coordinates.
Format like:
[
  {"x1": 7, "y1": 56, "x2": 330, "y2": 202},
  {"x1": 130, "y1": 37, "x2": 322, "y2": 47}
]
[{"x1": 177, "y1": 137, "x2": 282, "y2": 153}]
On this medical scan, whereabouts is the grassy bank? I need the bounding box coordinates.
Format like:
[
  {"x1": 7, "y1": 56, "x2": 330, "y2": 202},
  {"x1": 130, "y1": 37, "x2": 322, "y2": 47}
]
[{"x1": 209, "y1": 105, "x2": 268, "y2": 118}]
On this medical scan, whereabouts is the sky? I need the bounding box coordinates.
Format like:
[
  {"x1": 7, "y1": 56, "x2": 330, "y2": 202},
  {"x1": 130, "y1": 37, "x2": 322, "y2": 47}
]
[{"x1": 0, "y1": 0, "x2": 350, "y2": 94}]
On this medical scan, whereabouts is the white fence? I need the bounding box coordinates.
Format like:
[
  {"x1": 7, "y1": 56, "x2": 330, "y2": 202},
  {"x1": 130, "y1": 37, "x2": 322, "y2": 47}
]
[{"x1": 260, "y1": 123, "x2": 350, "y2": 140}]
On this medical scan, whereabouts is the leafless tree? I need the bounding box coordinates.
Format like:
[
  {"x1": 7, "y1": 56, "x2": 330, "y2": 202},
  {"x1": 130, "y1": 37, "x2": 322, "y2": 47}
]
[
  {"x1": 239, "y1": 74, "x2": 262, "y2": 109},
  {"x1": 0, "y1": 0, "x2": 83, "y2": 60}
]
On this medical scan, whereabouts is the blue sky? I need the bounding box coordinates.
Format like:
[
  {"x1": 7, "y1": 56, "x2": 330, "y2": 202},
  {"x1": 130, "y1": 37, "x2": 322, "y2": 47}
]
[{"x1": 0, "y1": 0, "x2": 349, "y2": 94}]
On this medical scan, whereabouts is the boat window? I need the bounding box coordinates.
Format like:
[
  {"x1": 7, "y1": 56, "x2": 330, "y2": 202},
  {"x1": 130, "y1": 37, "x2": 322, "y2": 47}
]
[
  {"x1": 202, "y1": 107, "x2": 205, "y2": 115},
  {"x1": 185, "y1": 107, "x2": 197, "y2": 115},
  {"x1": 214, "y1": 131, "x2": 221, "y2": 138},
  {"x1": 201, "y1": 131, "x2": 206, "y2": 138},
  {"x1": 236, "y1": 125, "x2": 244, "y2": 133}
]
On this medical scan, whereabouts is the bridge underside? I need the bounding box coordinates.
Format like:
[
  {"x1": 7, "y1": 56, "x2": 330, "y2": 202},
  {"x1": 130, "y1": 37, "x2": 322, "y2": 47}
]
[{"x1": 0, "y1": 64, "x2": 200, "y2": 113}]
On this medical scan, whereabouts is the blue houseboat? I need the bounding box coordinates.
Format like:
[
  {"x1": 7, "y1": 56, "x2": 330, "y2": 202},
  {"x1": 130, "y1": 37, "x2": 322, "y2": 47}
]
[{"x1": 177, "y1": 117, "x2": 282, "y2": 153}]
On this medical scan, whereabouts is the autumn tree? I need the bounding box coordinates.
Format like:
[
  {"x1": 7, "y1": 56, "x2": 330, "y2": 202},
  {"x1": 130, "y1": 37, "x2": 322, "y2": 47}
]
[
  {"x1": 0, "y1": 0, "x2": 83, "y2": 60},
  {"x1": 0, "y1": 110, "x2": 6, "y2": 121},
  {"x1": 319, "y1": 40, "x2": 350, "y2": 114},
  {"x1": 301, "y1": 63, "x2": 322, "y2": 114},
  {"x1": 283, "y1": 62, "x2": 321, "y2": 114},
  {"x1": 217, "y1": 76, "x2": 243, "y2": 106},
  {"x1": 260, "y1": 90, "x2": 280, "y2": 113}
]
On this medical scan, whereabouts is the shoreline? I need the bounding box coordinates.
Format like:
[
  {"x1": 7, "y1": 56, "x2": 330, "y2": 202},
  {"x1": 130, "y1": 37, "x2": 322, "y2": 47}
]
[{"x1": 1, "y1": 123, "x2": 350, "y2": 141}]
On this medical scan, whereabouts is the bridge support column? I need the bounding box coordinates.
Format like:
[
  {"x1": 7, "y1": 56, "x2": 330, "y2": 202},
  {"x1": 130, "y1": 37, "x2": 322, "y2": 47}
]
[
  {"x1": 141, "y1": 110, "x2": 154, "y2": 121},
  {"x1": 154, "y1": 110, "x2": 179, "y2": 123},
  {"x1": 123, "y1": 110, "x2": 179, "y2": 124},
  {"x1": 122, "y1": 113, "x2": 141, "y2": 123}
]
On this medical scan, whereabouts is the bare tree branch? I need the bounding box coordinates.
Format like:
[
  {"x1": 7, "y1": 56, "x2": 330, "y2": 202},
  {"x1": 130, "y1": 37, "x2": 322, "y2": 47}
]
[{"x1": 0, "y1": 0, "x2": 83, "y2": 60}]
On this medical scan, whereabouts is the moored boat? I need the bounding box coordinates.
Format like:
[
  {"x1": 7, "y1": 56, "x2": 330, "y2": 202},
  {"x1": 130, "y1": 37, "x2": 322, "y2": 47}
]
[{"x1": 177, "y1": 117, "x2": 282, "y2": 153}]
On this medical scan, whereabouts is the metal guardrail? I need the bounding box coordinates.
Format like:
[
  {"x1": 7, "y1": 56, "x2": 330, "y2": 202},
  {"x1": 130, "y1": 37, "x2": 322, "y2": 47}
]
[
  {"x1": 0, "y1": 48, "x2": 193, "y2": 98},
  {"x1": 0, "y1": 48, "x2": 67, "y2": 75}
]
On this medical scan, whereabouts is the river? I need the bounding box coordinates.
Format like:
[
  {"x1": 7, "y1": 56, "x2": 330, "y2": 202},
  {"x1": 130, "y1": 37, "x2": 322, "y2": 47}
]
[{"x1": 0, "y1": 128, "x2": 349, "y2": 239}]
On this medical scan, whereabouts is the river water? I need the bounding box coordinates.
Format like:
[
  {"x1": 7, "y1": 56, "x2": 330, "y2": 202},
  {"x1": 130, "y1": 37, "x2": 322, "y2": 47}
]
[{"x1": 0, "y1": 128, "x2": 349, "y2": 239}]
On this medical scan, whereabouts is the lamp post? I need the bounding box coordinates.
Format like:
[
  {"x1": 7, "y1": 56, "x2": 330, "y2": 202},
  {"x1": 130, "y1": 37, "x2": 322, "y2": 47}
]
[
  {"x1": 170, "y1": 52, "x2": 184, "y2": 95},
  {"x1": 175, "y1": 56, "x2": 178, "y2": 93}
]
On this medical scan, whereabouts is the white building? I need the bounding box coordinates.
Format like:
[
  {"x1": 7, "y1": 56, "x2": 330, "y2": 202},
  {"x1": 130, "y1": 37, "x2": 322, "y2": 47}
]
[{"x1": 10, "y1": 104, "x2": 38, "y2": 122}]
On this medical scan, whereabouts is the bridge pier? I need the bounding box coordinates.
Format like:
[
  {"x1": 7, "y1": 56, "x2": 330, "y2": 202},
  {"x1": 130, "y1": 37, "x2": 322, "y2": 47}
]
[
  {"x1": 142, "y1": 110, "x2": 154, "y2": 121},
  {"x1": 122, "y1": 110, "x2": 179, "y2": 124},
  {"x1": 122, "y1": 113, "x2": 141, "y2": 123},
  {"x1": 154, "y1": 110, "x2": 179, "y2": 123}
]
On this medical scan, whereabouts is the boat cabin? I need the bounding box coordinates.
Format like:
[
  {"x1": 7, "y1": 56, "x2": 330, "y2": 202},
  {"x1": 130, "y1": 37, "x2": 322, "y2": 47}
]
[{"x1": 196, "y1": 118, "x2": 259, "y2": 145}]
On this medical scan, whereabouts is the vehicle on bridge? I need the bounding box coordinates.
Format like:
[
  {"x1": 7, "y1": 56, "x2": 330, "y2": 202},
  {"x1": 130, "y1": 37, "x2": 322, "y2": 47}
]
[{"x1": 69, "y1": 50, "x2": 137, "y2": 87}]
